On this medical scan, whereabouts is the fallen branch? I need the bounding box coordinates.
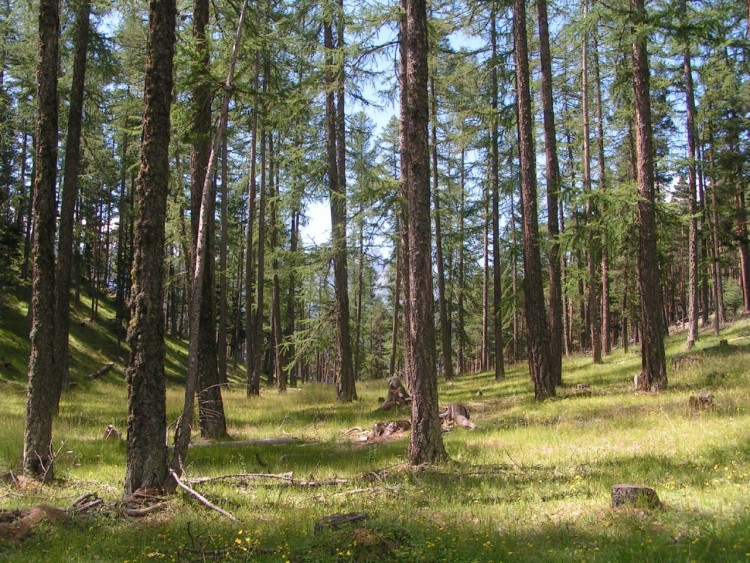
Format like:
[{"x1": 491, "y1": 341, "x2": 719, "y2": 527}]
[
  {"x1": 189, "y1": 472, "x2": 294, "y2": 484},
  {"x1": 87, "y1": 362, "x2": 115, "y2": 380},
  {"x1": 169, "y1": 469, "x2": 237, "y2": 522},
  {"x1": 122, "y1": 502, "x2": 170, "y2": 517},
  {"x1": 168, "y1": 437, "x2": 300, "y2": 450}
]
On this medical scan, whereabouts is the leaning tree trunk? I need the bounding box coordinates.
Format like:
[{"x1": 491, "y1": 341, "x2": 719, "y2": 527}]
[
  {"x1": 171, "y1": 0, "x2": 248, "y2": 475},
  {"x1": 630, "y1": 0, "x2": 667, "y2": 391},
  {"x1": 53, "y1": 0, "x2": 90, "y2": 405},
  {"x1": 401, "y1": 0, "x2": 447, "y2": 464},
  {"x1": 23, "y1": 0, "x2": 59, "y2": 480},
  {"x1": 536, "y1": 0, "x2": 563, "y2": 382},
  {"x1": 514, "y1": 0, "x2": 554, "y2": 400},
  {"x1": 125, "y1": 0, "x2": 177, "y2": 494},
  {"x1": 190, "y1": 0, "x2": 226, "y2": 439}
]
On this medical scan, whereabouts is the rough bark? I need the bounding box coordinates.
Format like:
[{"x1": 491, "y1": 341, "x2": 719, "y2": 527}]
[
  {"x1": 23, "y1": 0, "x2": 59, "y2": 480},
  {"x1": 125, "y1": 0, "x2": 176, "y2": 494},
  {"x1": 401, "y1": 0, "x2": 447, "y2": 464},
  {"x1": 630, "y1": 0, "x2": 667, "y2": 391},
  {"x1": 536, "y1": 0, "x2": 563, "y2": 382},
  {"x1": 514, "y1": 0, "x2": 554, "y2": 400},
  {"x1": 53, "y1": 0, "x2": 90, "y2": 403}
]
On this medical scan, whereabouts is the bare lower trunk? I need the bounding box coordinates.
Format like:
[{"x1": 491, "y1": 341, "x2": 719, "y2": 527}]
[
  {"x1": 630, "y1": 0, "x2": 667, "y2": 390},
  {"x1": 125, "y1": 0, "x2": 176, "y2": 494},
  {"x1": 514, "y1": 0, "x2": 554, "y2": 400}
]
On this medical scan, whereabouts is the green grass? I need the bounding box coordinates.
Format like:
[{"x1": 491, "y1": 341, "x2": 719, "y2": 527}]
[{"x1": 1, "y1": 289, "x2": 749, "y2": 561}]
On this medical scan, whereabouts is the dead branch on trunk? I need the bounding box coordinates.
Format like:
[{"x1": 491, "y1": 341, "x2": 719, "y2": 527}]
[
  {"x1": 87, "y1": 362, "x2": 115, "y2": 379},
  {"x1": 169, "y1": 468, "x2": 237, "y2": 522}
]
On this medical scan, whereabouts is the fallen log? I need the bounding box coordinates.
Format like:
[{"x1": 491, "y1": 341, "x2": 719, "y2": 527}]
[
  {"x1": 167, "y1": 437, "x2": 300, "y2": 450},
  {"x1": 439, "y1": 404, "x2": 477, "y2": 429},
  {"x1": 314, "y1": 512, "x2": 369, "y2": 535},
  {"x1": 372, "y1": 420, "x2": 411, "y2": 437}
]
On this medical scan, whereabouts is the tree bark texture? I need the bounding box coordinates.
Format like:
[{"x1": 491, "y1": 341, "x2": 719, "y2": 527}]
[
  {"x1": 23, "y1": 0, "x2": 59, "y2": 480},
  {"x1": 401, "y1": 0, "x2": 447, "y2": 464},
  {"x1": 514, "y1": 0, "x2": 554, "y2": 400},
  {"x1": 125, "y1": 0, "x2": 176, "y2": 494},
  {"x1": 630, "y1": 0, "x2": 667, "y2": 391}
]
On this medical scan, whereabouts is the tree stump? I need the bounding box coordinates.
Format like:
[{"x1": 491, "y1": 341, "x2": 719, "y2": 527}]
[
  {"x1": 314, "y1": 512, "x2": 369, "y2": 535},
  {"x1": 611, "y1": 484, "x2": 660, "y2": 509},
  {"x1": 689, "y1": 393, "x2": 714, "y2": 411},
  {"x1": 378, "y1": 377, "x2": 411, "y2": 411},
  {"x1": 372, "y1": 421, "x2": 411, "y2": 437}
]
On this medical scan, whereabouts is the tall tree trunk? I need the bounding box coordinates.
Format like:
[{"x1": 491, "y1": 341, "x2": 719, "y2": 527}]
[
  {"x1": 245, "y1": 36, "x2": 260, "y2": 396},
  {"x1": 430, "y1": 76, "x2": 453, "y2": 382},
  {"x1": 389, "y1": 220, "x2": 401, "y2": 377},
  {"x1": 490, "y1": 9, "x2": 505, "y2": 380},
  {"x1": 536, "y1": 0, "x2": 562, "y2": 382},
  {"x1": 514, "y1": 0, "x2": 554, "y2": 400},
  {"x1": 592, "y1": 24, "x2": 611, "y2": 356},
  {"x1": 581, "y1": 3, "x2": 602, "y2": 364},
  {"x1": 456, "y1": 150, "x2": 466, "y2": 375},
  {"x1": 481, "y1": 194, "x2": 490, "y2": 372},
  {"x1": 682, "y1": 6, "x2": 699, "y2": 349},
  {"x1": 125, "y1": 0, "x2": 176, "y2": 494},
  {"x1": 53, "y1": 0, "x2": 90, "y2": 404},
  {"x1": 287, "y1": 210, "x2": 299, "y2": 387},
  {"x1": 269, "y1": 134, "x2": 285, "y2": 392},
  {"x1": 630, "y1": 0, "x2": 667, "y2": 391},
  {"x1": 325, "y1": 14, "x2": 356, "y2": 402},
  {"x1": 190, "y1": 0, "x2": 226, "y2": 438},
  {"x1": 401, "y1": 0, "x2": 447, "y2": 464},
  {"x1": 218, "y1": 135, "x2": 228, "y2": 384},
  {"x1": 23, "y1": 0, "x2": 59, "y2": 480}
]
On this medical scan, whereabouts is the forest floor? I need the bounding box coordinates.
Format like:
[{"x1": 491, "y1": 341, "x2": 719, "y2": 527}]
[{"x1": 0, "y1": 286, "x2": 749, "y2": 561}]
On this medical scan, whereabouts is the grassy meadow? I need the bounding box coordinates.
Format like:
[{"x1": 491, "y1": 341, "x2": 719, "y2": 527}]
[{"x1": 1, "y1": 286, "x2": 749, "y2": 562}]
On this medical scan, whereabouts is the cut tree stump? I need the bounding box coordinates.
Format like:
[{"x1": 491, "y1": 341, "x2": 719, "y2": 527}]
[
  {"x1": 314, "y1": 512, "x2": 369, "y2": 535},
  {"x1": 689, "y1": 393, "x2": 714, "y2": 411},
  {"x1": 611, "y1": 484, "x2": 661, "y2": 509}
]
